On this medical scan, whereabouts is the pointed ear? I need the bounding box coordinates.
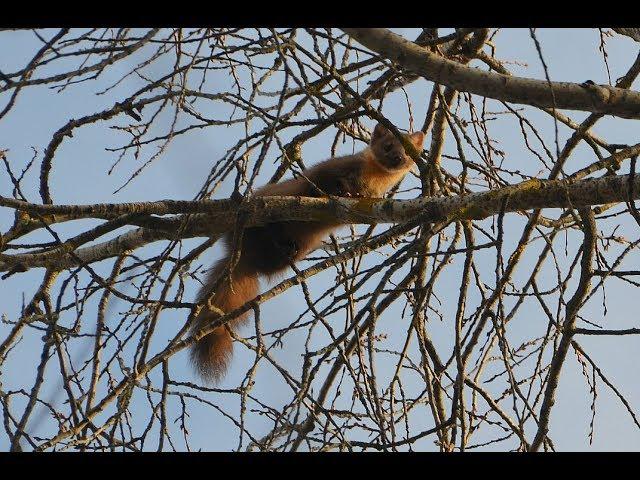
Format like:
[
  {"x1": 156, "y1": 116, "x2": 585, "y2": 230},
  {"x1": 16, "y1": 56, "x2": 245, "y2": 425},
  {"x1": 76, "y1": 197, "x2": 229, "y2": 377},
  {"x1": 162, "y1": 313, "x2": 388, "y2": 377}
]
[
  {"x1": 371, "y1": 123, "x2": 389, "y2": 144},
  {"x1": 409, "y1": 131, "x2": 425, "y2": 148}
]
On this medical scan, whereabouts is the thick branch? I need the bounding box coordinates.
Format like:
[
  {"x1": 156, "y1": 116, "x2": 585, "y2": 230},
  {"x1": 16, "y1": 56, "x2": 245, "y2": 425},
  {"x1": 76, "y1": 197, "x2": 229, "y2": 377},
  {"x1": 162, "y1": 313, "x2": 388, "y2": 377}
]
[
  {"x1": 2, "y1": 172, "x2": 640, "y2": 272},
  {"x1": 613, "y1": 28, "x2": 640, "y2": 43},
  {"x1": 342, "y1": 28, "x2": 640, "y2": 119}
]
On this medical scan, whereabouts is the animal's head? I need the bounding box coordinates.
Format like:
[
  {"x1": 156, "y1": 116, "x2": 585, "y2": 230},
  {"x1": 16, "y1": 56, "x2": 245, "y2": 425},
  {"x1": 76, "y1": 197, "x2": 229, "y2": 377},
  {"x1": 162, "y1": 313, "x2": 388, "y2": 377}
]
[{"x1": 369, "y1": 123, "x2": 425, "y2": 171}]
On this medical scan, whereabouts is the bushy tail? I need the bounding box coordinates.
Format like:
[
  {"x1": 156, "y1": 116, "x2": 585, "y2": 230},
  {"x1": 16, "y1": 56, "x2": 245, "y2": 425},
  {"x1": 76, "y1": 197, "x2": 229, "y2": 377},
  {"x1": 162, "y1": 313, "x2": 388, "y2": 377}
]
[{"x1": 190, "y1": 257, "x2": 259, "y2": 382}]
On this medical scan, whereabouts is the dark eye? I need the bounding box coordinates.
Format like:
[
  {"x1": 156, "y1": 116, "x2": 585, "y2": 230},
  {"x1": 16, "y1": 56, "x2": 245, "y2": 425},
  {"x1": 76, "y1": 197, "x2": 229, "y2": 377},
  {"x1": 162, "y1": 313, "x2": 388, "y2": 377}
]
[{"x1": 383, "y1": 143, "x2": 392, "y2": 152}]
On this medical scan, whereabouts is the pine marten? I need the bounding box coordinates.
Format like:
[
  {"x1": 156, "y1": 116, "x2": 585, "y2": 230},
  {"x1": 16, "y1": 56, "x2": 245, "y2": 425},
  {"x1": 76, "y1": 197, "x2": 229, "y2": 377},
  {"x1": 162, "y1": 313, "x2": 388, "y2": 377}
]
[{"x1": 190, "y1": 123, "x2": 425, "y2": 382}]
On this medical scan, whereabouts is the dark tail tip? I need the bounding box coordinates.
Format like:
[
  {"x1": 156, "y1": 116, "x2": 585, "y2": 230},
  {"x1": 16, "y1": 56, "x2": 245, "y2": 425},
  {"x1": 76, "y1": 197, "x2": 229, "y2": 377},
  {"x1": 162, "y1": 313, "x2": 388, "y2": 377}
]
[{"x1": 190, "y1": 325, "x2": 234, "y2": 383}]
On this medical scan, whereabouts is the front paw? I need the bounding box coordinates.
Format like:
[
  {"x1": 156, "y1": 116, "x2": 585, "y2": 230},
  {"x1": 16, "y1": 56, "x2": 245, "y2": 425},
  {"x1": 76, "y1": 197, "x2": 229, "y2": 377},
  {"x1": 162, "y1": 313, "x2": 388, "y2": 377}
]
[
  {"x1": 276, "y1": 237, "x2": 299, "y2": 259},
  {"x1": 286, "y1": 239, "x2": 299, "y2": 258},
  {"x1": 335, "y1": 178, "x2": 356, "y2": 197}
]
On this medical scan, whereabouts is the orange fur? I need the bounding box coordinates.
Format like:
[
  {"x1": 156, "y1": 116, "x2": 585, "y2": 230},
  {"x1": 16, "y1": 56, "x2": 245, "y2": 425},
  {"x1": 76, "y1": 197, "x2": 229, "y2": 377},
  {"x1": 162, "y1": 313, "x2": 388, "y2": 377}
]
[
  {"x1": 360, "y1": 149, "x2": 411, "y2": 195},
  {"x1": 191, "y1": 123, "x2": 425, "y2": 382},
  {"x1": 190, "y1": 258, "x2": 259, "y2": 382}
]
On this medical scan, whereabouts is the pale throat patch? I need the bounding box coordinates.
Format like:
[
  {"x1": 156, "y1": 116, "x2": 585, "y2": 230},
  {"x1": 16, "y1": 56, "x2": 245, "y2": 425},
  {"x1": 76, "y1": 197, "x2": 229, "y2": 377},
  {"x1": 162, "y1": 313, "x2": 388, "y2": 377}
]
[{"x1": 361, "y1": 152, "x2": 409, "y2": 195}]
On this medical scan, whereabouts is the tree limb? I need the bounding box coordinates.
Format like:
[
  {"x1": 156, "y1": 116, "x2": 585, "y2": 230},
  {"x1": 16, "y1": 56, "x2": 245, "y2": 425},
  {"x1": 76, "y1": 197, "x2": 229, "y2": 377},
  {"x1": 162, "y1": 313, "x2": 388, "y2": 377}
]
[
  {"x1": 3, "y1": 172, "x2": 640, "y2": 272},
  {"x1": 342, "y1": 28, "x2": 640, "y2": 119}
]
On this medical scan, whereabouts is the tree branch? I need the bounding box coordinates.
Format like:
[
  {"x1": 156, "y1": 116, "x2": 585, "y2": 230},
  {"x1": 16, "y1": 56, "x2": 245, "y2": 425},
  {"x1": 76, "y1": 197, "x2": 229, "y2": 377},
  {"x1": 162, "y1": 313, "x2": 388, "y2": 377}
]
[
  {"x1": 2, "y1": 172, "x2": 640, "y2": 272},
  {"x1": 342, "y1": 28, "x2": 640, "y2": 119}
]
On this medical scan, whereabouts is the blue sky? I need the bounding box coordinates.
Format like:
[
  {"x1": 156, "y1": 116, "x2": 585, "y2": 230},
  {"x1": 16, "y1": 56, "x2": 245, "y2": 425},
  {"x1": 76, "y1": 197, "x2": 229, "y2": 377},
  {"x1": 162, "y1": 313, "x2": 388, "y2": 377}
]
[{"x1": 1, "y1": 28, "x2": 639, "y2": 451}]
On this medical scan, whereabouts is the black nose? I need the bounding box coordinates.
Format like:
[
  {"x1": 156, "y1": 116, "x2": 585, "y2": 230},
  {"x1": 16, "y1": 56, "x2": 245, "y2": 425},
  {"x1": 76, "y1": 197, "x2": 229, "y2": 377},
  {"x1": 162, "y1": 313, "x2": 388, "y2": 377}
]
[{"x1": 391, "y1": 155, "x2": 403, "y2": 167}]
